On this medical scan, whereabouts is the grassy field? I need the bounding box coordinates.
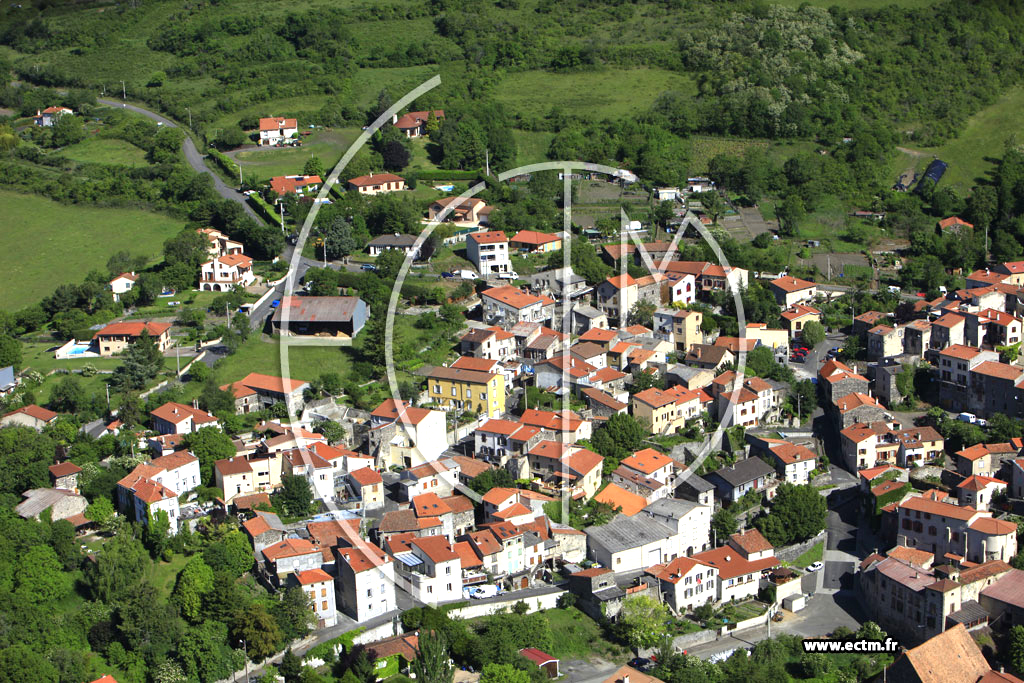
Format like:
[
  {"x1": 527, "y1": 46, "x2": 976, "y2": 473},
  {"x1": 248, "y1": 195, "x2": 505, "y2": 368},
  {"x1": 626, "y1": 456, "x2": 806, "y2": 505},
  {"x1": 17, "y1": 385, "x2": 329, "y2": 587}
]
[
  {"x1": 58, "y1": 138, "x2": 150, "y2": 166},
  {"x1": 901, "y1": 85, "x2": 1024, "y2": 193},
  {"x1": 493, "y1": 68, "x2": 695, "y2": 121},
  {"x1": 20, "y1": 341, "x2": 122, "y2": 406},
  {"x1": 532, "y1": 608, "x2": 624, "y2": 660},
  {"x1": 0, "y1": 190, "x2": 184, "y2": 311},
  {"x1": 231, "y1": 128, "x2": 361, "y2": 181},
  {"x1": 512, "y1": 130, "x2": 555, "y2": 168},
  {"x1": 147, "y1": 552, "x2": 189, "y2": 601},
  {"x1": 793, "y1": 541, "x2": 824, "y2": 569}
]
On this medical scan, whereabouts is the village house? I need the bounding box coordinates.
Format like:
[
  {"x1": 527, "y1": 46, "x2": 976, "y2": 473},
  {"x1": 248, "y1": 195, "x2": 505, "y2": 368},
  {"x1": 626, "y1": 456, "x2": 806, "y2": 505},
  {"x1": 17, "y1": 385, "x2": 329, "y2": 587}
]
[
  {"x1": 768, "y1": 276, "x2": 818, "y2": 307},
  {"x1": 957, "y1": 475, "x2": 1007, "y2": 511},
  {"x1": 108, "y1": 271, "x2": 137, "y2": 302},
  {"x1": 683, "y1": 344, "x2": 734, "y2": 371},
  {"x1": 368, "y1": 398, "x2": 447, "y2": 468},
  {"x1": 631, "y1": 385, "x2": 701, "y2": 435},
  {"x1": 1, "y1": 404, "x2": 59, "y2": 431},
  {"x1": 294, "y1": 568, "x2": 337, "y2": 627},
  {"x1": 199, "y1": 252, "x2": 255, "y2": 291},
  {"x1": 646, "y1": 556, "x2": 718, "y2": 614},
  {"x1": 269, "y1": 174, "x2": 322, "y2": 199},
  {"x1": 242, "y1": 510, "x2": 288, "y2": 552},
  {"x1": 867, "y1": 325, "x2": 905, "y2": 361},
  {"x1": 467, "y1": 230, "x2": 512, "y2": 277},
  {"x1": 34, "y1": 106, "x2": 73, "y2": 126},
  {"x1": 780, "y1": 303, "x2": 821, "y2": 339},
  {"x1": 198, "y1": 228, "x2": 243, "y2": 258},
  {"x1": 525, "y1": 440, "x2": 604, "y2": 500},
  {"x1": 117, "y1": 464, "x2": 181, "y2": 534},
  {"x1": 346, "y1": 172, "x2": 405, "y2": 195},
  {"x1": 427, "y1": 196, "x2": 489, "y2": 227},
  {"x1": 386, "y1": 534, "x2": 462, "y2": 606},
  {"x1": 150, "y1": 402, "x2": 218, "y2": 435},
  {"x1": 704, "y1": 457, "x2": 776, "y2": 504},
  {"x1": 366, "y1": 233, "x2": 420, "y2": 258},
  {"x1": 15, "y1": 488, "x2": 87, "y2": 523},
  {"x1": 891, "y1": 493, "x2": 1018, "y2": 563},
  {"x1": 693, "y1": 529, "x2": 778, "y2": 603},
  {"x1": 954, "y1": 442, "x2": 1020, "y2": 478},
  {"x1": 459, "y1": 325, "x2": 516, "y2": 361},
  {"x1": 510, "y1": 230, "x2": 562, "y2": 253},
  {"x1": 93, "y1": 321, "x2": 172, "y2": 357},
  {"x1": 480, "y1": 286, "x2": 554, "y2": 327},
  {"x1": 423, "y1": 364, "x2": 505, "y2": 418},
  {"x1": 336, "y1": 542, "x2": 397, "y2": 621},
  {"x1": 393, "y1": 109, "x2": 444, "y2": 137},
  {"x1": 49, "y1": 462, "x2": 82, "y2": 493},
  {"x1": 652, "y1": 308, "x2": 704, "y2": 352},
  {"x1": 220, "y1": 372, "x2": 309, "y2": 415},
  {"x1": 258, "y1": 117, "x2": 298, "y2": 146}
]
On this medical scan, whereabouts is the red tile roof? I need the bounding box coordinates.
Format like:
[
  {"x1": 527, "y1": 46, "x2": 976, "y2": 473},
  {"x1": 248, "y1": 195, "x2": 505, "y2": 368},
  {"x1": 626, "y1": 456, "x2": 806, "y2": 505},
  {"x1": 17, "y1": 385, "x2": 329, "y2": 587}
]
[
  {"x1": 259, "y1": 117, "x2": 297, "y2": 131},
  {"x1": 347, "y1": 172, "x2": 404, "y2": 187},
  {"x1": 295, "y1": 568, "x2": 333, "y2": 585},
  {"x1": 93, "y1": 321, "x2": 170, "y2": 339},
  {"x1": 349, "y1": 467, "x2": 383, "y2": 486},
  {"x1": 481, "y1": 286, "x2": 548, "y2": 310},
  {"x1": 594, "y1": 483, "x2": 647, "y2": 516},
  {"x1": 621, "y1": 448, "x2": 673, "y2": 475},
  {"x1": 468, "y1": 230, "x2": 508, "y2": 245},
  {"x1": 49, "y1": 461, "x2": 82, "y2": 478},
  {"x1": 262, "y1": 538, "x2": 318, "y2": 562},
  {"x1": 511, "y1": 230, "x2": 560, "y2": 245}
]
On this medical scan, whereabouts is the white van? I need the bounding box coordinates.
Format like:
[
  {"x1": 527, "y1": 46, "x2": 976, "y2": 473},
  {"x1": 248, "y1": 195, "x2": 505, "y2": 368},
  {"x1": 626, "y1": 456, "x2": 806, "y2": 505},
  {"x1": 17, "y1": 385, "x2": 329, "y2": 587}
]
[
  {"x1": 496, "y1": 271, "x2": 519, "y2": 280},
  {"x1": 957, "y1": 412, "x2": 977, "y2": 424},
  {"x1": 470, "y1": 585, "x2": 499, "y2": 599}
]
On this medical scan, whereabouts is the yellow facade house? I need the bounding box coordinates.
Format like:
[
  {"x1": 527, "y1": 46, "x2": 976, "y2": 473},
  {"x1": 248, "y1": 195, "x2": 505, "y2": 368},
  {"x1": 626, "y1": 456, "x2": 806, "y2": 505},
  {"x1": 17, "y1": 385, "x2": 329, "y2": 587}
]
[{"x1": 425, "y1": 366, "x2": 506, "y2": 418}]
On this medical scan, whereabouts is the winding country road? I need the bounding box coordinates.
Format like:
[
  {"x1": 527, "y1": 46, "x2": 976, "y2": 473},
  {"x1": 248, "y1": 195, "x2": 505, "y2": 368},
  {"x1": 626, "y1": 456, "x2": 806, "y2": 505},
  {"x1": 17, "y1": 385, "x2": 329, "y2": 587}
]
[{"x1": 97, "y1": 97, "x2": 260, "y2": 221}]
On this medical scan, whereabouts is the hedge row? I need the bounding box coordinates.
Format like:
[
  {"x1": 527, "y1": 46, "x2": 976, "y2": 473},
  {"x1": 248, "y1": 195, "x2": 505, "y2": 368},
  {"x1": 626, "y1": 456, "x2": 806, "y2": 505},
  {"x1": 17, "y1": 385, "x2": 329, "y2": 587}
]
[{"x1": 207, "y1": 147, "x2": 241, "y2": 179}]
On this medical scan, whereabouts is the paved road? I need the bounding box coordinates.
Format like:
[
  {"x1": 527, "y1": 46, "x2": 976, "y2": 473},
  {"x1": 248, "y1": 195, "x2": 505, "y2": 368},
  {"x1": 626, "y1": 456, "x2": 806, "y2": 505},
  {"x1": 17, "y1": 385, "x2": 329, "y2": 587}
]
[{"x1": 97, "y1": 98, "x2": 260, "y2": 222}]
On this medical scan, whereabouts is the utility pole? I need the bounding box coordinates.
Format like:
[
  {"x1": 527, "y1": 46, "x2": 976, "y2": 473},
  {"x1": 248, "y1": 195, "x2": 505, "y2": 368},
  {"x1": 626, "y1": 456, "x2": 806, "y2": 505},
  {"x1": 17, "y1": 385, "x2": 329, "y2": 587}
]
[
  {"x1": 279, "y1": 202, "x2": 285, "y2": 233},
  {"x1": 186, "y1": 106, "x2": 192, "y2": 129},
  {"x1": 175, "y1": 346, "x2": 180, "y2": 377},
  {"x1": 121, "y1": 80, "x2": 126, "y2": 101},
  {"x1": 105, "y1": 384, "x2": 110, "y2": 412},
  {"x1": 485, "y1": 148, "x2": 490, "y2": 177}
]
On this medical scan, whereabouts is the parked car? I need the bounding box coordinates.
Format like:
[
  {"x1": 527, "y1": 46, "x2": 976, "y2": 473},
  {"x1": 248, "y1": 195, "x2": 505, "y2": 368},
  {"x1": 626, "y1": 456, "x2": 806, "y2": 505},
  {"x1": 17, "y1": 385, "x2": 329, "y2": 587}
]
[
  {"x1": 790, "y1": 355, "x2": 804, "y2": 363},
  {"x1": 807, "y1": 561, "x2": 824, "y2": 572},
  {"x1": 270, "y1": 299, "x2": 280, "y2": 309},
  {"x1": 977, "y1": 418, "x2": 988, "y2": 427},
  {"x1": 361, "y1": 264, "x2": 378, "y2": 271},
  {"x1": 441, "y1": 271, "x2": 454, "y2": 279},
  {"x1": 628, "y1": 658, "x2": 652, "y2": 672}
]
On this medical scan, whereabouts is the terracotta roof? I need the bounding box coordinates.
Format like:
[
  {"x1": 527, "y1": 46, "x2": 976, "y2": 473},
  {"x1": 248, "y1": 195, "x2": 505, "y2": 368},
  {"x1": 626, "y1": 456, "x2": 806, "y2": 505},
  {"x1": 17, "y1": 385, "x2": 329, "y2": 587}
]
[
  {"x1": 729, "y1": 528, "x2": 773, "y2": 555},
  {"x1": 481, "y1": 285, "x2": 548, "y2": 310},
  {"x1": 969, "y1": 517, "x2": 1017, "y2": 535},
  {"x1": 493, "y1": 502, "x2": 532, "y2": 520},
  {"x1": 269, "y1": 175, "x2": 321, "y2": 195},
  {"x1": 603, "y1": 665, "x2": 663, "y2": 683},
  {"x1": 150, "y1": 449, "x2": 198, "y2": 472},
  {"x1": 468, "y1": 230, "x2": 508, "y2": 245},
  {"x1": 367, "y1": 633, "x2": 420, "y2": 662},
  {"x1": 347, "y1": 172, "x2": 404, "y2": 186},
  {"x1": 581, "y1": 387, "x2": 627, "y2": 411},
  {"x1": 604, "y1": 274, "x2": 636, "y2": 290},
  {"x1": 295, "y1": 568, "x2": 332, "y2": 585},
  {"x1": 692, "y1": 545, "x2": 778, "y2": 580},
  {"x1": 337, "y1": 542, "x2": 391, "y2": 573},
  {"x1": 939, "y1": 344, "x2": 984, "y2": 361},
  {"x1": 594, "y1": 483, "x2": 648, "y2": 516},
  {"x1": 887, "y1": 546, "x2": 933, "y2": 566},
  {"x1": 349, "y1": 467, "x2": 382, "y2": 486},
  {"x1": 442, "y1": 494, "x2": 475, "y2": 513},
  {"x1": 578, "y1": 328, "x2": 618, "y2": 343},
  {"x1": 482, "y1": 487, "x2": 519, "y2": 506},
  {"x1": 151, "y1": 401, "x2": 217, "y2": 426},
  {"x1": 243, "y1": 515, "x2": 272, "y2": 537},
  {"x1": 511, "y1": 230, "x2": 560, "y2": 245},
  {"x1": 836, "y1": 392, "x2": 882, "y2": 413},
  {"x1": 394, "y1": 109, "x2": 444, "y2": 129},
  {"x1": 898, "y1": 496, "x2": 979, "y2": 521},
  {"x1": 220, "y1": 372, "x2": 306, "y2": 398},
  {"x1": 770, "y1": 276, "x2": 816, "y2": 293},
  {"x1": 93, "y1": 321, "x2": 170, "y2": 339},
  {"x1": 958, "y1": 475, "x2": 1006, "y2": 491},
  {"x1": 259, "y1": 117, "x2": 297, "y2": 131},
  {"x1": 215, "y1": 457, "x2": 253, "y2": 476},
  {"x1": 49, "y1": 461, "x2": 82, "y2": 478},
  {"x1": 371, "y1": 398, "x2": 433, "y2": 425},
  {"x1": 871, "y1": 480, "x2": 907, "y2": 498},
  {"x1": 262, "y1": 538, "x2": 318, "y2": 562},
  {"x1": 307, "y1": 519, "x2": 361, "y2": 561},
  {"x1": 468, "y1": 529, "x2": 502, "y2": 556},
  {"x1": 632, "y1": 385, "x2": 699, "y2": 408},
  {"x1": 572, "y1": 567, "x2": 611, "y2": 578},
  {"x1": 621, "y1": 448, "x2": 673, "y2": 475},
  {"x1": 647, "y1": 555, "x2": 715, "y2": 584},
  {"x1": 409, "y1": 535, "x2": 459, "y2": 564},
  {"x1": 781, "y1": 303, "x2": 820, "y2": 321},
  {"x1": 890, "y1": 624, "x2": 989, "y2": 683},
  {"x1": 973, "y1": 361, "x2": 1023, "y2": 381},
  {"x1": 453, "y1": 540, "x2": 483, "y2": 569},
  {"x1": 412, "y1": 493, "x2": 451, "y2": 518},
  {"x1": 938, "y1": 216, "x2": 974, "y2": 230}
]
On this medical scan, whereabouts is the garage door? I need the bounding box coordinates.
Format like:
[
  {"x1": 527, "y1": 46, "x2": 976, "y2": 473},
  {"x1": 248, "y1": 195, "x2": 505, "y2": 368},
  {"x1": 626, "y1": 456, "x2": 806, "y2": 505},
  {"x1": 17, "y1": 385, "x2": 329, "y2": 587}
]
[{"x1": 646, "y1": 547, "x2": 662, "y2": 566}]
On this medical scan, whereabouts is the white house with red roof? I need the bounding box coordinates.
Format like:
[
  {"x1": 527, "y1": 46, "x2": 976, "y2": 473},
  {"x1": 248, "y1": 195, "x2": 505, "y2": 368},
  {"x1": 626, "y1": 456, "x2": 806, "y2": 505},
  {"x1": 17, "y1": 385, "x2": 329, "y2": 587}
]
[
  {"x1": 148, "y1": 449, "x2": 201, "y2": 497},
  {"x1": 1, "y1": 404, "x2": 58, "y2": 431},
  {"x1": 347, "y1": 467, "x2": 384, "y2": 510},
  {"x1": 262, "y1": 537, "x2": 321, "y2": 579},
  {"x1": 346, "y1": 172, "x2": 406, "y2": 195},
  {"x1": 392, "y1": 109, "x2": 444, "y2": 138},
  {"x1": 198, "y1": 228, "x2": 244, "y2": 258},
  {"x1": 368, "y1": 398, "x2": 447, "y2": 468},
  {"x1": 480, "y1": 285, "x2": 554, "y2": 326},
  {"x1": 117, "y1": 463, "x2": 182, "y2": 533},
  {"x1": 295, "y1": 568, "x2": 337, "y2": 627},
  {"x1": 150, "y1": 401, "x2": 219, "y2": 435},
  {"x1": 957, "y1": 475, "x2": 1007, "y2": 511},
  {"x1": 467, "y1": 230, "x2": 511, "y2": 276},
  {"x1": 768, "y1": 275, "x2": 817, "y2": 307},
  {"x1": 693, "y1": 529, "x2": 777, "y2": 603},
  {"x1": 281, "y1": 447, "x2": 335, "y2": 501},
  {"x1": 108, "y1": 271, "x2": 138, "y2": 302},
  {"x1": 646, "y1": 555, "x2": 718, "y2": 613},
  {"x1": 258, "y1": 116, "x2": 298, "y2": 146},
  {"x1": 269, "y1": 174, "x2": 322, "y2": 199},
  {"x1": 459, "y1": 325, "x2": 517, "y2": 361},
  {"x1": 200, "y1": 252, "x2": 255, "y2": 291},
  {"x1": 893, "y1": 492, "x2": 1018, "y2": 563},
  {"x1": 386, "y1": 534, "x2": 462, "y2": 605},
  {"x1": 519, "y1": 408, "x2": 593, "y2": 441},
  {"x1": 620, "y1": 448, "x2": 676, "y2": 485},
  {"x1": 335, "y1": 542, "x2": 396, "y2": 621},
  {"x1": 34, "y1": 106, "x2": 72, "y2": 126},
  {"x1": 510, "y1": 230, "x2": 562, "y2": 254}
]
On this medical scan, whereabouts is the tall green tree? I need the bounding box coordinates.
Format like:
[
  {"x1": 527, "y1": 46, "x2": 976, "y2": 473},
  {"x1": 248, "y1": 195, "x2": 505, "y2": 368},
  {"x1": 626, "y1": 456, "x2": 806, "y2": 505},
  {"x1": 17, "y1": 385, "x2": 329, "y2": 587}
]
[
  {"x1": 275, "y1": 474, "x2": 314, "y2": 517},
  {"x1": 800, "y1": 320, "x2": 825, "y2": 347},
  {"x1": 172, "y1": 555, "x2": 215, "y2": 623},
  {"x1": 755, "y1": 482, "x2": 827, "y2": 546},
  {"x1": 232, "y1": 604, "x2": 284, "y2": 663},
  {"x1": 617, "y1": 595, "x2": 670, "y2": 650},
  {"x1": 412, "y1": 630, "x2": 454, "y2": 683},
  {"x1": 110, "y1": 330, "x2": 165, "y2": 391},
  {"x1": 183, "y1": 426, "x2": 236, "y2": 485}
]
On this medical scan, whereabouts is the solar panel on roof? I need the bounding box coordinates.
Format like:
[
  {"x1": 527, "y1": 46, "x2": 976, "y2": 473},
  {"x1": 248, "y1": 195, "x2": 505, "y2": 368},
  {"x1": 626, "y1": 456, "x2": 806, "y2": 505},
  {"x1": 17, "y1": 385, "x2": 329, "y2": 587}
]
[{"x1": 395, "y1": 552, "x2": 423, "y2": 567}]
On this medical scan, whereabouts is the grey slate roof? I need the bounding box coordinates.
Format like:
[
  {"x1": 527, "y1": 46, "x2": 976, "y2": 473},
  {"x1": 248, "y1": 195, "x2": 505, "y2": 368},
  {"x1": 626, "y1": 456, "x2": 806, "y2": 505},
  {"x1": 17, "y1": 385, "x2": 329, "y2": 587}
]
[
  {"x1": 707, "y1": 457, "x2": 775, "y2": 488},
  {"x1": 641, "y1": 497, "x2": 702, "y2": 520},
  {"x1": 0, "y1": 366, "x2": 15, "y2": 391},
  {"x1": 677, "y1": 472, "x2": 714, "y2": 493},
  {"x1": 585, "y1": 515, "x2": 675, "y2": 554}
]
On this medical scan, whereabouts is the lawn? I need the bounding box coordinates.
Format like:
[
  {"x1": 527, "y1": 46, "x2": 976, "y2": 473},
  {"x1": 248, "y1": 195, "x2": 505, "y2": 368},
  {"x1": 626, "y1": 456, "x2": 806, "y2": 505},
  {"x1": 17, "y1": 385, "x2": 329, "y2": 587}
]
[
  {"x1": 512, "y1": 130, "x2": 555, "y2": 168},
  {"x1": 537, "y1": 608, "x2": 624, "y2": 660},
  {"x1": 493, "y1": 68, "x2": 695, "y2": 121},
  {"x1": 901, "y1": 85, "x2": 1024, "y2": 193},
  {"x1": 0, "y1": 190, "x2": 185, "y2": 311},
  {"x1": 232, "y1": 128, "x2": 362, "y2": 181},
  {"x1": 146, "y1": 552, "x2": 189, "y2": 601},
  {"x1": 793, "y1": 541, "x2": 824, "y2": 569},
  {"x1": 58, "y1": 137, "x2": 151, "y2": 166}
]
